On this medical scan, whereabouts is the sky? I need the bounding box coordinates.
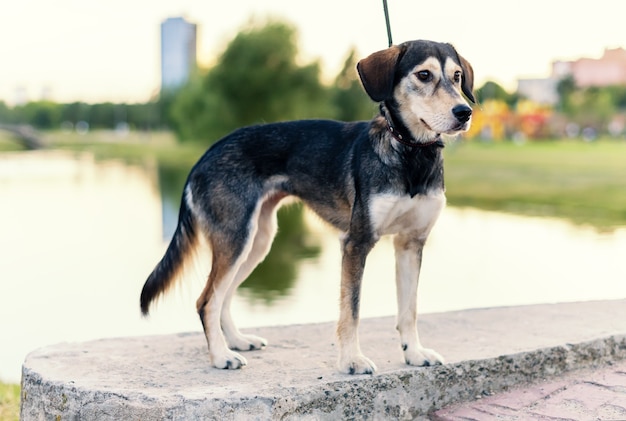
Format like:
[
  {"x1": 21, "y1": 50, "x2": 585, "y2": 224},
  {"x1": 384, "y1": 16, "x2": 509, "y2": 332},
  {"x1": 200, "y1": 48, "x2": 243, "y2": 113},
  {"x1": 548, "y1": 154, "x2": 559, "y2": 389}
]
[{"x1": 1, "y1": 0, "x2": 625, "y2": 105}]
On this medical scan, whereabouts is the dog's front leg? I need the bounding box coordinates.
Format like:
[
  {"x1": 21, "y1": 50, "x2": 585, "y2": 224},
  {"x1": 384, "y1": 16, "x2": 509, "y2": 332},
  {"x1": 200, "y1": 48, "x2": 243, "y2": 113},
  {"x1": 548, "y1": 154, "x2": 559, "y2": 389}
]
[
  {"x1": 336, "y1": 233, "x2": 377, "y2": 375},
  {"x1": 394, "y1": 233, "x2": 444, "y2": 367}
]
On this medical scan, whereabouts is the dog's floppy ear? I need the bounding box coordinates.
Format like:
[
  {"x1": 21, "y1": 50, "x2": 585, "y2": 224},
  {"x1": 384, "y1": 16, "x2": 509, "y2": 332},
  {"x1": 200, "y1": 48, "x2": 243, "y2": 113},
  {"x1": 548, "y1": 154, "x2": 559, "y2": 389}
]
[
  {"x1": 357, "y1": 45, "x2": 403, "y2": 102},
  {"x1": 458, "y1": 54, "x2": 476, "y2": 103}
]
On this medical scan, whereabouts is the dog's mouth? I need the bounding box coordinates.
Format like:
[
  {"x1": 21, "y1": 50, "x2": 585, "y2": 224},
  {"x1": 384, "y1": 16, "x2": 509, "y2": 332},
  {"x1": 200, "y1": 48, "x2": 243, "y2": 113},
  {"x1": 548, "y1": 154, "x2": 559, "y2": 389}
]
[
  {"x1": 421, "y1": 118, "x2": 469, "y2": 135},
  {"x1": 449, "y1": 121, "x2": 470, "y2": 133},
  {"x1": 420, "y1": 118, "x2": 433, "y2": 131}
]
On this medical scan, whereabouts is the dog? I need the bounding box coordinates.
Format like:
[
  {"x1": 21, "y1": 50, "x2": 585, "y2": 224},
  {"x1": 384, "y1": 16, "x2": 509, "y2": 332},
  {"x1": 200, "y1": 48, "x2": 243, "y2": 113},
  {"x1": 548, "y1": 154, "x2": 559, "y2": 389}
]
[{"x1": 141, "y1": 39, "x2": 474, "y2": 374}]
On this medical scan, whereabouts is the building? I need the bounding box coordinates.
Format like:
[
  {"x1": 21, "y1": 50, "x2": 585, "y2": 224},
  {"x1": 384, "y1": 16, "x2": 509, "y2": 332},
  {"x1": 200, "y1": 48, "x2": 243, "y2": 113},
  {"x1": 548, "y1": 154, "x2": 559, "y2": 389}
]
[
  {"x1": 517, "y1": 78, "x2": 559, "y2": 105},
  {"x1": 160, "y1": 17, "x2": 197, "y2": 91},
  {"x1": 517, "y1": 47, "x2": 626, "y2": 105},
  {"x1": 552, "y1": 47, "x2": 626, "y2": 87}
]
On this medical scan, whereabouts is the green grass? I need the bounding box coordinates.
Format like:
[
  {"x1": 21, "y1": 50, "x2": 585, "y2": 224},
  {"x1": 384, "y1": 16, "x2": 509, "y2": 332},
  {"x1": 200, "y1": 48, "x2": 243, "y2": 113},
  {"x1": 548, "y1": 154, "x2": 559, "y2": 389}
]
[
  {"x1": 0, "y1": 383, "x2": 20, "y2": 421},
  {"x1": 44, "y1": 130, "x2": 205, "y2": 167},
  {"x1": 444, "y1": 139, "x2": 626, "y2": 229},
  {"x1": 0, "y1": 132, "x2": 28, "y2": 152}
]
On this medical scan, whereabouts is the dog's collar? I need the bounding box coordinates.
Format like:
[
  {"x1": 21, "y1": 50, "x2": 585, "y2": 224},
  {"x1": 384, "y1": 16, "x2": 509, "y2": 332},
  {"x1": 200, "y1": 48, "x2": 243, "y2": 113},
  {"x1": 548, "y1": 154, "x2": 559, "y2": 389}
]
[{"x1": 379, "y1": 102, "x2": 442, "y2": 148}]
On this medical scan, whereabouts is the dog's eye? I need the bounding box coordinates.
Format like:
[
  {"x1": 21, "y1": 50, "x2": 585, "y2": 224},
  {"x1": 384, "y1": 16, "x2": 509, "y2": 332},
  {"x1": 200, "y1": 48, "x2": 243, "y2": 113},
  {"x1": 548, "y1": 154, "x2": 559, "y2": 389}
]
[
  {"x1": 415, "y1": 70, "x2": 431, "y2": 82},
  {"x1": 453, "y1": 71, "x2": 462, "y2": 83}
]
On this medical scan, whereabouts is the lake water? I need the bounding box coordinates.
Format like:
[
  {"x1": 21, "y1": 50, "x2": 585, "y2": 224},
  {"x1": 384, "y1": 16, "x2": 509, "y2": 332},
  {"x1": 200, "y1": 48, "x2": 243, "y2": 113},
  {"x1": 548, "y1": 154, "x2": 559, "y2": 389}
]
[{"x1": 1, "y1": 150, "x2": 625, "y2": 383}]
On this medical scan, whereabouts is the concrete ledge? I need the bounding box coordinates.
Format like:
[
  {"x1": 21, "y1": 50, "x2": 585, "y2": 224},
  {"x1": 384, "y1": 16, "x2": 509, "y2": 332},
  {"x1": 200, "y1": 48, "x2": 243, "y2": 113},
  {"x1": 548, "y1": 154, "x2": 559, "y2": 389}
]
[{"x1": 21, "y1": 300, "x2": 626, "y2": 420}]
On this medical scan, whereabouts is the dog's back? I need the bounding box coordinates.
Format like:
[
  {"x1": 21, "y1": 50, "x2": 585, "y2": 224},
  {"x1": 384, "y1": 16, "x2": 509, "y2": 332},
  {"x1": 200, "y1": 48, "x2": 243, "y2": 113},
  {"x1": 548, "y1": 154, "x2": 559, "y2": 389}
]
[
  {"x1": 141, "y1": 119, "x2": 367, "y2": 313},
  {"x1": 188, "y1": 120, "x2": 371, "y2": 230}
]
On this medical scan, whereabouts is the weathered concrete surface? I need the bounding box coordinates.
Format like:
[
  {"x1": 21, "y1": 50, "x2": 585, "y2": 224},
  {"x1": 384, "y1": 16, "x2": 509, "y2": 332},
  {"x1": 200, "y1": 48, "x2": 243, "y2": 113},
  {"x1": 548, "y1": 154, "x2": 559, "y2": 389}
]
[{"x1": 21, "y1": 299, "x2": 626, "y2": 420}]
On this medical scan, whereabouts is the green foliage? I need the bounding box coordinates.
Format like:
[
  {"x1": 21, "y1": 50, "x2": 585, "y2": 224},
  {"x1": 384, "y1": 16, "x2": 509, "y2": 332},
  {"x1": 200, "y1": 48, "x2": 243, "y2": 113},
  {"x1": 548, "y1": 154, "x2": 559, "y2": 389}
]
[
  {"x1": 556, "y1": 75, "x2": 576, "y2": 112},
  {"x1": 608, "y1": 85, "x2": 626, "y2": 109},
  {"x1": 212, "y1": 21, "x2": 327, "y2": 122},
  {"x1": 60, "y1": 102, "x2": 90, "y2": 124},
  {"x1": 14, "y1": 101, "x2": 61, "y2": 129},
  {"x1": 560, "y1": 85, "x2": 615, "y2": 128},
  {"x1": 0, "y1": 101, "x2": 13, "y2": 124},
  {"x1": 168, "y1": 74, "x2": 215, "y2": 142},
  {"x1": 155, "y1": 90, "x2": 178, "y2": 129},
  {"x1": 0, "y1": 100, "x2": 164, "y2": 131},
  {"x1": 171, "y1": 21, "x2": 332, "y2": 142},
  {"x1": 476, "y1": 81, "x2": 518, "y2": 107},
  {"x1": 329, "y1": 48, "x2": 377, "y2": 121},
  {"x1": 557, "y1": 75, "x2": 626, "y2": 132}
]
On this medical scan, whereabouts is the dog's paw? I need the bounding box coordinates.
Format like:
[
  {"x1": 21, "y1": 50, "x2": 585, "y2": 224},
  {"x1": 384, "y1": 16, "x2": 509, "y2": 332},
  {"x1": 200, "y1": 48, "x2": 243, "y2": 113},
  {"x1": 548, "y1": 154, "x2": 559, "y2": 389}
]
[
  {"x1": 338, "y1": 354, "x2": 377, "y2": 375},
  {"x1": 211, "y1": 350, "x2": 248, "y2": 370},
  {"x1": 403, "y1": 345, "x2": 445, "y2": 367},
  {"x1": 227, "y1": 333, "x2": 267, "y2": 351}
]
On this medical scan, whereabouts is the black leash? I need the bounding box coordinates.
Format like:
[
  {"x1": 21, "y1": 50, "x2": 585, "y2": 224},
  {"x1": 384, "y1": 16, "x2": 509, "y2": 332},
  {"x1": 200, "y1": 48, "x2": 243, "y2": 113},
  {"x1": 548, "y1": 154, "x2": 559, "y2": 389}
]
[
  {"x1": 382, "y1": 0, "x2": 393, "y2": 47},
  {"x1": 380, "y1": 2, "x2": 443, "y2": 149}
]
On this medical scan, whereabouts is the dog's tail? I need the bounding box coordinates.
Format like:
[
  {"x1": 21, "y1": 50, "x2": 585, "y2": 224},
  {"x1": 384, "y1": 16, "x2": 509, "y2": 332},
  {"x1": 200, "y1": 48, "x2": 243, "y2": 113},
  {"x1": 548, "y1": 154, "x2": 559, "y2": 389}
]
[{"x1": 140, "y1": 188, "x2": 199, "y2": 315}]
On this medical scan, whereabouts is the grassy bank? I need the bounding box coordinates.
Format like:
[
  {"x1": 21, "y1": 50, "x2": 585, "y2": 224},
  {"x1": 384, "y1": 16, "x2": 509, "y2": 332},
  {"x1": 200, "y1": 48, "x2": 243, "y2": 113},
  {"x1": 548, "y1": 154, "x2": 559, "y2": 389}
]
[
  {"x1": 44, "y1": 130, "x2": 204, "y2": 168},
  {"x1": 444, "y1": 139, "x2": 626, "y2": 229},
  {"x1": 0, "y1": 382, "x2": 20, "y2": 421}
]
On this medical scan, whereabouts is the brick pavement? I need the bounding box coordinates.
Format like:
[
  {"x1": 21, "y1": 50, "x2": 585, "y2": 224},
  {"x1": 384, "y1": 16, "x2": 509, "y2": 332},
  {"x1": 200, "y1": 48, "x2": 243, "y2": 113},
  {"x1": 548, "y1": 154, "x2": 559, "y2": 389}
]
[{"x1": 433, "y1": 359, "x2": 626, "y2": 421}]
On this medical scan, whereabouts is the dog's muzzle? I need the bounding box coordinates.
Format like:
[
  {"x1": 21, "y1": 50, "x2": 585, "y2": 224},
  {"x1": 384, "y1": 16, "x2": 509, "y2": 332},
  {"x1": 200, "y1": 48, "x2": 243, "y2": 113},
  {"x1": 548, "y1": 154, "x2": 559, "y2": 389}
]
[{"x1": 452, "y1": 105, "x2": 472, "y2": 123}]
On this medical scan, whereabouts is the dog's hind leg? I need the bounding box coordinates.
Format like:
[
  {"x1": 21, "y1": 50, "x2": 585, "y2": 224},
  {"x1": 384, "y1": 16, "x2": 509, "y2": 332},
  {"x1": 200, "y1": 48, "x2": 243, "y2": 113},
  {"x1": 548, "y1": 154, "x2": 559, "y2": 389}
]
[
  {"x1": 394, "y1": 232, "x2": 444, "y2": 367},
  {"x1": 220, "y1": 194, "x2": 285, "y2": 351},
  {"x1": 195, "y1": 203, "x2": 265, "y2": 370},
  {"x1": 196, "y1": 241, "x2": 250, "y2": 369}
]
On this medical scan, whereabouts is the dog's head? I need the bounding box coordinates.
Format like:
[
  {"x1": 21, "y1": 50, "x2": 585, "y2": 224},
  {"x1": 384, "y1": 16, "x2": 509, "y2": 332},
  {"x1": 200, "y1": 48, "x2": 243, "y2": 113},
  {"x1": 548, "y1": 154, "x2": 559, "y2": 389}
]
[{"x1": 357, "y1": 40, "x2": 474, "y2": 138}]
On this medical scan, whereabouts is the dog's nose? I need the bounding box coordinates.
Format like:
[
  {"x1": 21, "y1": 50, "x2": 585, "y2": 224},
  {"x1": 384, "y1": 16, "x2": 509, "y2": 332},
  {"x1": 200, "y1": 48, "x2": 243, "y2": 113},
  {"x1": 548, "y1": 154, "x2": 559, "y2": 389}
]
[{"x1": 452, "y1": 105, "x2": 472, "y2": 123}]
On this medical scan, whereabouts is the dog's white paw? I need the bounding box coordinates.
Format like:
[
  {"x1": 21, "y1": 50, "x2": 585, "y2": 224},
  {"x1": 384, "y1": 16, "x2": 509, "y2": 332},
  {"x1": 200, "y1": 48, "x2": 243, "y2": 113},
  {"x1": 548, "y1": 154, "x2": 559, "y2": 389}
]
[
  {"x1": 338, "y1": 354, "x2": 377, "y2": 375},
  {"x1": 227, "y1": 333, "x2": 267, "y2": 351},
  {"x1": 211, "y1": 350, "x2": 248, "y2": 370},
  {"x1": 403, "y1": 345, "x2": 445, "y2": 367}
]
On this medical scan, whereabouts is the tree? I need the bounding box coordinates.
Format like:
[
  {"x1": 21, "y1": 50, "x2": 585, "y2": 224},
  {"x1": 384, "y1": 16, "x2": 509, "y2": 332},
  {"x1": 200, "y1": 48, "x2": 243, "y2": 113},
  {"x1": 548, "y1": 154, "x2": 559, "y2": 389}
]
[
  {"x1": 557, "y1": 76, "x2": 618, "y2": 132},
  {"x1": 170, "y1": 20, "x2": 330, "y2": 142},
  {"x1": 0, "y1": 101, "x2": 14, "y2": 124},
  {"x1": 126, "y1": 102, "x2": 160, "y2": 130},
  {"x1": 15, "y1": 101, "x2": 62, "y2": 129},
  {"x1": 60, "y1": 102, "x2": 91, "y2": 125},
  {"x1": 556, "y1": 75, "x2": 577, "y2": 114},
  {"x1": 606, "y1": 85, "x2": 626, "y2": 110},
  {"x1": 476, "y1": 81, "x2": 518, "y2": 107},
  {"x1": 330, "y1": 48, "x2": 376, "y2": 122}
]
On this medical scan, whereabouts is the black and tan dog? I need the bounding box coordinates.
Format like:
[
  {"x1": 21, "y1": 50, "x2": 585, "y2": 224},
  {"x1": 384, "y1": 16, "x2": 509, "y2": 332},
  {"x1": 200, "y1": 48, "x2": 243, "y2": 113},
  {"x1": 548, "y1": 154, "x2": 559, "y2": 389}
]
[{"x1": 141, "y1": 39, "x2": 474, "y2": 374}]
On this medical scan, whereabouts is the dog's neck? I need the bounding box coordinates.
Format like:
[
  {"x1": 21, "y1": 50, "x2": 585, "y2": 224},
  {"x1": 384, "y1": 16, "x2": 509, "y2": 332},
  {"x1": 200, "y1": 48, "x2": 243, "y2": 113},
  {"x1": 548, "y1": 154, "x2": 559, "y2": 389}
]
[{"x1": 379, "y1": 102, "x2": 442, "y2": 149}]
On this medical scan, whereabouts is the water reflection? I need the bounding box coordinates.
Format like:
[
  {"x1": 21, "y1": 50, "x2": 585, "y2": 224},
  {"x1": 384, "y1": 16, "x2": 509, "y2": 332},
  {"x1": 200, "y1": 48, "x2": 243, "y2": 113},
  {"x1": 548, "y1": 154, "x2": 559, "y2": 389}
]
[
  {"x1": 0, "y1": 151, "x2": 165, "y2": 383},
  {"x1": 157, "y1": 164, "x2": 189, "y2": 241},
  {"x1": 1, "y1": 151, "x2": 625, "y2": 383},
  {"x1": 239, "y1": 204, "x2": 321, "y2": 302}
]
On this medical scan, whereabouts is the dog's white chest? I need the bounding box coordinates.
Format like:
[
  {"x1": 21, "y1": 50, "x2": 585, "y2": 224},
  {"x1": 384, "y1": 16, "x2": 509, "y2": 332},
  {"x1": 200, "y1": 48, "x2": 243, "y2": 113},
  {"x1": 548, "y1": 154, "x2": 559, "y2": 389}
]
[{"x1": 369, "y1": 191, "x2": 446, "y2": 237}]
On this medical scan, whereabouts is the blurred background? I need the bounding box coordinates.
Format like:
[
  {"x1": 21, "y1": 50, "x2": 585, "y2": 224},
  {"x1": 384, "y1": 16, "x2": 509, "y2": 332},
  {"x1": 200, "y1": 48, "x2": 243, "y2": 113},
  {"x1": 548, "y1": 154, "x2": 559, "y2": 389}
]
[{"x1": 1, "y1": 0, "x2": 626, "y2": 415}]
